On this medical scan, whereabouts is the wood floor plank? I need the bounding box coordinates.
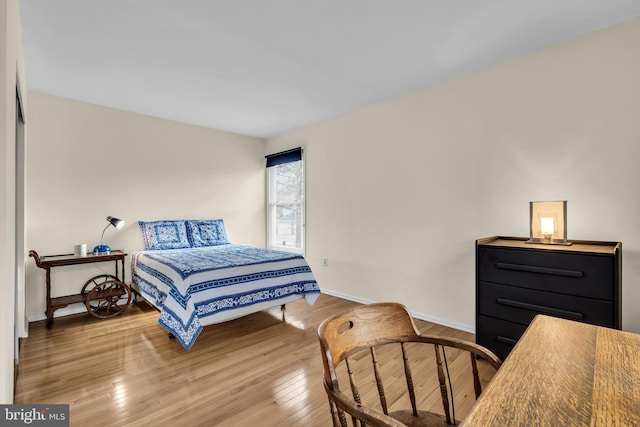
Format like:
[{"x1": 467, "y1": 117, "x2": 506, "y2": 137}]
[{"x1": 15, "y1": 294, "x2": 488, "y2": 426}]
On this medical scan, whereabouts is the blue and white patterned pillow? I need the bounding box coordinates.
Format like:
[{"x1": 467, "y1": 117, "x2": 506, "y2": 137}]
[
  {"x1": 186, "y1": 219, "x2": 229, "y2": 247},
  {"x1": 139, "y1": 220, "x2": 191, "y2": 250}
]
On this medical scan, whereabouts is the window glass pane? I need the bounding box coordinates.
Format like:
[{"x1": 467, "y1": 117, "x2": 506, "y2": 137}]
[
  {"x1": 275, "y1": 162, "x2": 302, "y2": 202},
  {"x1": 274, "y1": 203, "x2": 302, "y2": 249}
]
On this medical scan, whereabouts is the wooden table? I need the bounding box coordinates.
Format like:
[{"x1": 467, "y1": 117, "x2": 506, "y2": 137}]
[
  {"x1": 462, "y1": 314, "x2": 640, "y2": 426},
  {"x1": 29, "y1": 250, "x2": 129, "y2": 328}
]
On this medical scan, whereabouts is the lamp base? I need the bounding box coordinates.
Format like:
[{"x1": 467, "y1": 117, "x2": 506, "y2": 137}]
[
  {"x1": 526, "y1": 239, "x2": 572, "y2": 246},
  {"x1": 93, "y1": 244, "x2": 111, "y2": 254}
]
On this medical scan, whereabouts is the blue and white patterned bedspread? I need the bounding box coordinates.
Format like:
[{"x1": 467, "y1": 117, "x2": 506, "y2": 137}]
[{"x1": 131, "y1": 244, "x2": 320, "y2": 350}]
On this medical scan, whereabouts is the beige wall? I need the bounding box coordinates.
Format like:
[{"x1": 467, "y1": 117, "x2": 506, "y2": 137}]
[
  {"x1": 1, "y1": 0, "x2": 27, "y2": 404},
  {"x1": 19, "y1": 15, "x2": 640, "y2": 354},
  {"x1": 25, "y1": 93, "x2": 266, "y2": 321},
  {"x1": 268, "y1": 17, "x2": 640, "y2": 333}
]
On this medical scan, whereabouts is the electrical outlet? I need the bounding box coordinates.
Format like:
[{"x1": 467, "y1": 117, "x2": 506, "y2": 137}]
[{"x1": 322, "y1": 257, "x2": 329, "y2": 267}]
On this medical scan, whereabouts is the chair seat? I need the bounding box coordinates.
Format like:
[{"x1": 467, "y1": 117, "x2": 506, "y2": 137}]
[{"x1": 389, "y1": 409, "x2": 458, "y2": 427}]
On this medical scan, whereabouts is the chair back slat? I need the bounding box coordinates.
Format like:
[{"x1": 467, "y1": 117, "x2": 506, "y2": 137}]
[
  {"x1": 345, "y1": 358, "x2": 363, "y2": 405},
  {"x1": 370, "y1": 347, "x2": 389, "y2": 415},
  {"x1": 329, "y1": 400, "x2": 343, "y2": 427},
  {"x1": 470, "y1": 352, "x2": 482, "y2": 399},
  {"x1": 433, "y1": 344, "x2": 453, "y2": 424},
  {"x1": 400, "y1": 342, "x2": 418, "y2": 416}
]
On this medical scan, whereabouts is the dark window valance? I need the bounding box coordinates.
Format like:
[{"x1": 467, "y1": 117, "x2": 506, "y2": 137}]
[{"x1": 265, "y1": 147, "x2": 302, "y2": 168}]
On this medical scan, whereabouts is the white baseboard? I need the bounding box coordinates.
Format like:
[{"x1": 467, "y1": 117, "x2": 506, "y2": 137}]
[
  {"x1": 28, "y1": 289, "x2": 475, "y2": 334},
  {"x1": 27, "y1": 303, "x2": 87, "y2": 323},
  {"x1": 320, "y1": 288, "x2": 474, "y2": 334}
]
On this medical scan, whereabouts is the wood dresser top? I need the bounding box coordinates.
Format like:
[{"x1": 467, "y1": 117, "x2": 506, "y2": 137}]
[
  {"x1": 462, "y1": 315, "x2": 640, "y2": 426},
  {"x1": 477, "y1": 236, "x2": 620, "y2": 255}
]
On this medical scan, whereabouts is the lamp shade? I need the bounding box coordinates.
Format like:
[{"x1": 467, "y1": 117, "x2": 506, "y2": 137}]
[
  {"x1": 108, "y1": 216, "x2": 125, "y2": 229},
  {"x1": 527, "y1": 201, "x2": 570, "y2": 245}
]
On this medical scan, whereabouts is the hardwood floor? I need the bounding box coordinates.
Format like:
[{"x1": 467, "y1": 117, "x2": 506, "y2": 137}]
[{"x1": 15, "y1": 294, "x2": 490, "y2": 426}]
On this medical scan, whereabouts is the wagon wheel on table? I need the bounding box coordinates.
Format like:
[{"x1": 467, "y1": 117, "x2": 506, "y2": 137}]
[{"x1": 81, "y1": 274, "x2": 132, "y2": 318}]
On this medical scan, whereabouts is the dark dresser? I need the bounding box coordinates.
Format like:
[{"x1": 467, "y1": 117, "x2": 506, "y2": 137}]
[{"x1": 476, "y1": 236, "x2": 621, "y2": 360}]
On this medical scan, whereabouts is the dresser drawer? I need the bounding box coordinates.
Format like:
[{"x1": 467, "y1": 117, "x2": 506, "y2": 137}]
[
  {"x1": 476, "y1": 315, "x2": 527, "y2": 361},
  {"x1": 477, "y1": 246, "x2": 614, "y2": 300},
  {"x1": 478, "y1": 281, "x2": 615, "y2": 327}
]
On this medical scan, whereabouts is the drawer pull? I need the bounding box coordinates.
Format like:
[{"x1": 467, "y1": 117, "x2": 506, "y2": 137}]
[
  {"x1": 496, "y1": 336, "x2": 518, "y2": 346},
  {"x1": 496, "y1": 262, "x2": 583, "y2": 278},
  {"x1": 496, "y1": 298, "x2": 584, "y2": 320}
]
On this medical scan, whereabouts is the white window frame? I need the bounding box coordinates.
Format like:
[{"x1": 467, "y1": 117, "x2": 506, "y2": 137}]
[{"x1": 266, "y1": 148, "x2": 306, "y2": 255}]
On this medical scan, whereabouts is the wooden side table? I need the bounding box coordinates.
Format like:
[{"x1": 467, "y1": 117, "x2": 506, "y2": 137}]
[{"x1": 29, "y1": 249, "x2": 132, "y2": 328}]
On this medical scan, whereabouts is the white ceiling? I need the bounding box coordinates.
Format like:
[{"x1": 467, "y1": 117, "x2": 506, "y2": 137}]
[{"x1": 19, "y1": 1, "x2": 640, "y2": 139}]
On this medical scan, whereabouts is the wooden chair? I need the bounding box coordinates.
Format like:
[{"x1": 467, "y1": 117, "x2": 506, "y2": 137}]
[{"x1": 317, "y1": 302, "x2": 502, "y2": 426}]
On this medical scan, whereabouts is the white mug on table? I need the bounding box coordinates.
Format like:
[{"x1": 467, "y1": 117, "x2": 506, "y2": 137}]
[{"x1": 74, "y1": 243, "x2": 87, "y2": 257}]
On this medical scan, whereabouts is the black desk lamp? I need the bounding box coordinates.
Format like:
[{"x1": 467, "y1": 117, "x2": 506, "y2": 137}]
[{"x1": 93, "y1": 216, "x2": 125, "y2": 254}]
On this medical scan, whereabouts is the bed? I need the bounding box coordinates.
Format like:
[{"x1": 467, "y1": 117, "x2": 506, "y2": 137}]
[{"x1": 131, "y1": 219, "x2": 320, "y2": 349}]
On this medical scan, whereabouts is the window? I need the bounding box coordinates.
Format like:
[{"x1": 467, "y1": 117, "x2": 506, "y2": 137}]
[{"x1": 266, "y1": 148, "x2": 305, "y2": 254}]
